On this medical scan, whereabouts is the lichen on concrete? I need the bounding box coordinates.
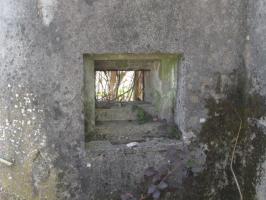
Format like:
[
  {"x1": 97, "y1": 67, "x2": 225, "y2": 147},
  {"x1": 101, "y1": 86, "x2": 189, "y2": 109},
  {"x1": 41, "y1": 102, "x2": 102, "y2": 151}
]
[{"x1": 0, "y1": 84, "x2": 57, "y2": 200}]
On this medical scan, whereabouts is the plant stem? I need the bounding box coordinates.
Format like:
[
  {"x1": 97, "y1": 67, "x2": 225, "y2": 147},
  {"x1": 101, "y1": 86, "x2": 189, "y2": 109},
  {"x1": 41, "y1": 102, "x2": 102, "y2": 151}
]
[{"x1": 230, "y1": 117, "x2": 243, "y2": 200}]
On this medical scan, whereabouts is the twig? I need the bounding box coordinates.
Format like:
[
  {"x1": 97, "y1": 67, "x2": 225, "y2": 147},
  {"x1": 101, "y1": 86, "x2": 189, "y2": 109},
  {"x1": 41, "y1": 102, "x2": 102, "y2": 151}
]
[
  {"x1": 0, "y1": 157, "x2": 13, "y2": 166},
  {"x1": 230, "y1": 115, "x2": 243, "y2": 200}
]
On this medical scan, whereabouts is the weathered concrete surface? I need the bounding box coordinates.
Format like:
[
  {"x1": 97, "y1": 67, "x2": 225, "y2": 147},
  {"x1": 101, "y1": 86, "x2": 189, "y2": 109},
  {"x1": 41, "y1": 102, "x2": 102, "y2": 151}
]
[
  {"x1": 85, "y1": 139, "x2": 205, "y2": 199},
  {"x1": 95, "y1": 121, "x2": 177, "y2": 143},
  {"x1": 96, "y1": 103, "x2": 158, "y2": 122},
  {"x1": 96, "y1": 107, "x2": 138, "y2": 121},
  {"x1": 0, "y1": 0, "x2": 265, "y2": 199},
  {"x1": 247, "y1": 0, "x2": 266, "y2": 199},
  {"x1": 247, "y1": 0, "x2": 266, "y2": 96}
]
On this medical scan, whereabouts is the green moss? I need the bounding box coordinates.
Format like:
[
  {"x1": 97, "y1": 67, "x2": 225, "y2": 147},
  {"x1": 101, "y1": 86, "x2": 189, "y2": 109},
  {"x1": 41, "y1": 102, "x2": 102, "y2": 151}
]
[
  {"x1": 166, "y1": 124, "x2": 182, "y2": 140},
  {"x1": 132, "y1": 105, "x2": 153, "y2": 124},
  {"x1": 182, "y1": 70, "x2": 266, "y2": 200}
]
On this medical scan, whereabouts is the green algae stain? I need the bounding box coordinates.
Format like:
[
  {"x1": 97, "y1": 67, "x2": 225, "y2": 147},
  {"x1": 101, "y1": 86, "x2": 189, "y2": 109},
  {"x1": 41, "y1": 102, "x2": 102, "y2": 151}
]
[{"x1": 159, "y1": 57, "x2": 177, "y2": 80}]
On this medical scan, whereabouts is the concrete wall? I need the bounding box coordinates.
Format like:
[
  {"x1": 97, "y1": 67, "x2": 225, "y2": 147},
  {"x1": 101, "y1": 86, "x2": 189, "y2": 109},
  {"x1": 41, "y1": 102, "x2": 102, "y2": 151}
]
[
  {"x1": 247, "y1": 0, "x2": 266, "y2": 199},
  {"x1": 144, "y1": 57, "x2": 180, "y2": 123},
  {"x1": 1, "y1": 0, "x2": 265, "y2": 199}
]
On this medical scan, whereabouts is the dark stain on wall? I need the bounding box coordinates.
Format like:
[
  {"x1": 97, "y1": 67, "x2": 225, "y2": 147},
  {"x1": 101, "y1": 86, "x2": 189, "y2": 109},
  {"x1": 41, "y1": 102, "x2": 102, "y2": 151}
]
[{"x1": 182, "y1": 69, "x2": 266, "y2": 200}]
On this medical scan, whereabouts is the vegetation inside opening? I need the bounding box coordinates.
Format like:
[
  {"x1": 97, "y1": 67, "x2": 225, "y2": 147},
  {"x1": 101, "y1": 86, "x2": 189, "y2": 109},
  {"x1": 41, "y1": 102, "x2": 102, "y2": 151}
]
[{"x1": 95, "y1": 70, "x2": 144, "y2": 102}]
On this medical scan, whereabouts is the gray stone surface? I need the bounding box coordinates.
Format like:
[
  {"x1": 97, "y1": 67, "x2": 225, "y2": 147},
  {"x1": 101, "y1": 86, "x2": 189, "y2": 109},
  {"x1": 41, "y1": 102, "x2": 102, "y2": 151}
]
[
  {"x1": 247, "y1": 0, "x2": 266, "y2": 96},
  {"x1": 85, "y1": 139, "x2": 185, "y2": 199},
  {"x1": 0, "y1": 0, "x2": 265, "y2": 199},
  {"x1": 247, "y1": 0, "x2": 266, "y2": 199},
  {"x1": 96, "y1": 103, "x2": 157, "y2": 122},
  {"x1": 94, "y1": 121, "x2": 174, "y2": 143}
]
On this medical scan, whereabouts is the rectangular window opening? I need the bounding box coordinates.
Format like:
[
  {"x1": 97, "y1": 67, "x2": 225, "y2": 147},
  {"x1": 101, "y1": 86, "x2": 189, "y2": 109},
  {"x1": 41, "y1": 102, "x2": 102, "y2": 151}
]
[{"x1": 95, "y1": 70, "x2": 145, "y2": 103}]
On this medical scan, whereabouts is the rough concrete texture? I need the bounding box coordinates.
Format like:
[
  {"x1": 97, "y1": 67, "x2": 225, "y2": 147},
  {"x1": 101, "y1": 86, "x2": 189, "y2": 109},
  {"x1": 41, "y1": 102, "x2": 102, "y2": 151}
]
[
  {"x1": 0, "y1": 0, "x2": 266, "y2": 200},
  {"x1": 95, "y1": 121, "x2": 175, "y2": 144},
  {"x1": 85, "y1": 139, "x2": 183, "y2": 199},
  {"x1": 85, "y1": 139, "x2": 205, "y2": 199},
  {"x1": 247, "y1": 0, "x2": 266, "y2": 199},
  {"x1": 95, "y1": 103, "x2": 167, "y2": 143},
  {"x1": 95, "y1": 103, "x2": 155, "y2": 122}
]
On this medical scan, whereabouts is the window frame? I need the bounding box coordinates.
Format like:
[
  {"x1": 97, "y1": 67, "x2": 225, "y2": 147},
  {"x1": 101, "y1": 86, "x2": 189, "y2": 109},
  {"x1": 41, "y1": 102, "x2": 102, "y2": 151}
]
[{"x1": 83, "y1": 53, "x2": 182, "y2": 140}]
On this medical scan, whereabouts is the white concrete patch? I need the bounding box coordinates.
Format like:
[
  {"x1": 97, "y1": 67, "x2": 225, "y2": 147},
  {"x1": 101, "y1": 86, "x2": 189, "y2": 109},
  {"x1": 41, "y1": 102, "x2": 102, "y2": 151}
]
[
  {"x1": 258, "y1": 117, "x2": 266, "y2": 128},
  {"x1": 38, "y1": 0, "x2": 58, "y2": 26},
  {"x1": 126, "y1": 142, "x2": 139, "y2": 148},
  {"x1": 200, "y1": 118, "x2": 206, "y2": 123}
]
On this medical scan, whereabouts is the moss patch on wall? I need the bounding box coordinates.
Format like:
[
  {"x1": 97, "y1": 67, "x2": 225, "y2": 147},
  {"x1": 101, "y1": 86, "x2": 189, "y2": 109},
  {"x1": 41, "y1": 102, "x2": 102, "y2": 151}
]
[
  {"x1": 132, "y1": 105, "x2": 153, "y2": 124},
  {"x1": 182, "y1": 71, "x2": 266, "y2": 200}
]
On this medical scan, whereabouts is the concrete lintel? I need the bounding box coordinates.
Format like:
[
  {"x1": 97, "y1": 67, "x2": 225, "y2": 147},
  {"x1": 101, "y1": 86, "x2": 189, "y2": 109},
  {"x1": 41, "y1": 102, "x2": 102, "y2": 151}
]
[{"x1": 84, "y1": 53, "x2": 183, "y2": 61}]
